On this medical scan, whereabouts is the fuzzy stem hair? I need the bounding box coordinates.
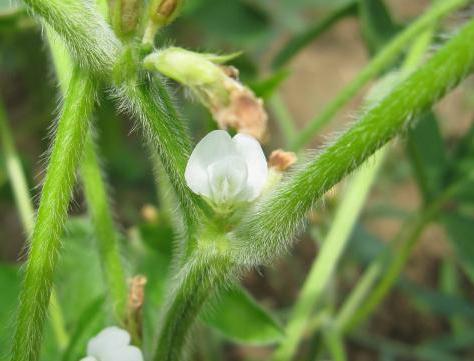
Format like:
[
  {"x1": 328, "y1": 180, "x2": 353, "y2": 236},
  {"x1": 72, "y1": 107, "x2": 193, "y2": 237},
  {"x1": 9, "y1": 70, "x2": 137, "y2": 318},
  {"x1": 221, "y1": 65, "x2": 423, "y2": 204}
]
[
  {"x1": 231, "y1": 17, "x2": 474, "y2": 267},
  {"x1": 10, "y1": 68, "x2": 97, "y2": 361},
  {"x1": 22, "y1": 0, "x2": 121, "y2": 72}
]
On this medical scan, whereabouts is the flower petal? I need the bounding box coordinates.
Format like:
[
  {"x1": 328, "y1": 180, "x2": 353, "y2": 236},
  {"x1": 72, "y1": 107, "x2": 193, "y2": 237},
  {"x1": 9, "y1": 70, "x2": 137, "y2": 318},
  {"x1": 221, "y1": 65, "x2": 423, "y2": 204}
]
[
  {"x1": 232, "y1": 133, "x2": 268, "y2": 200},
  {"x1": 87, "y1": 327, "x2": 130, "y2": 358},
  {"x1": 79, "y1": 358, "x2": 97, "y2": 361},
  {"x1": 185, "y1": 130, "x2": 237, "y2": 197},
  {"x1": 99, "y1": 346, "x2": 144, "y2": 361},
  {"x1": 207, "y1": 156, "x2": 248, "y2": 204}
]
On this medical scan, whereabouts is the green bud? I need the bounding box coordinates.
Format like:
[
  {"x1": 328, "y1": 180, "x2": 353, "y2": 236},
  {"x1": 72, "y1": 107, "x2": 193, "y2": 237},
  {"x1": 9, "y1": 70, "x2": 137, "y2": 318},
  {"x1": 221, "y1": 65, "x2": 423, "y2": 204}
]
[{"x1": 144, "y1": 47, "x2": 268, "y2": 141}]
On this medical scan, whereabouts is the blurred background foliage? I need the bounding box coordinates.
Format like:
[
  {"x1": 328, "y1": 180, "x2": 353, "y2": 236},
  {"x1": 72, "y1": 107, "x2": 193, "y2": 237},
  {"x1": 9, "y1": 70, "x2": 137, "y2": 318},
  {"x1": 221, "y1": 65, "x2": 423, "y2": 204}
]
[{"x1": 1, "y1": 0, "x2": 474, "y2": 360}]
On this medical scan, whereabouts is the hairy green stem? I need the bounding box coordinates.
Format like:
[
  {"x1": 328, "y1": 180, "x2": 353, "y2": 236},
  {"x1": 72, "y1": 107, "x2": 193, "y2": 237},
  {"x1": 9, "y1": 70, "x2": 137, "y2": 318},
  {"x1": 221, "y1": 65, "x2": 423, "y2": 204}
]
[
  {"x1": 0, "y1": 99, "x2": 70, "y2": 351},
  {"x1": 290, "y1": 0, "x2": 469, "y2": 150},
  {"x1": 273, "y1": 25, "x2": 434, "y2": 360},
  {"x1": 80, "y1": 135, "x2": 129, "y2": 323},
  {"x1": 21, "y1": 0, "x2": 121, "y2": 71},
  {"x1": 153, "y1": 247, "x2": 234, "y2": 361},
  {"x1": 10, "y1": 69, "x2": 96, "y2": 361},
  {"x1": 47, "y1": 25, "x2": 129, "y2": 327},
  {"x1": 272, "y1": 147, "x2": 387, "y2": 361},
  {"x1": 232, "y1": 17, "x2": 474, "y2": 267},
  {"x1": 116, "y1": 50, "x2": 206, "y2": 237}
]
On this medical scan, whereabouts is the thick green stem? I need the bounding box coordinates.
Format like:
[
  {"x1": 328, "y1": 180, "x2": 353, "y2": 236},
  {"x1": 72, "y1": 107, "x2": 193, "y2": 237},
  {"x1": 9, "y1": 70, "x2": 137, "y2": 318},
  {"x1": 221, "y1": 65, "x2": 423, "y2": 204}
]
[
  {"x1": 0, "y1": 100, "x2": 70, "y2": 351},
  {"x1": 272, "y1": 26, "x2": 434, "y2": 361},
  {"x1": 272, "y1": 147, "x2": 387, "y2": 361},
  {"x1": 80, "y1": 134, "x2": 129, "y2": 323},
  {"x1": 232, "y1": 17, "x2": 474, "y2": 267},
  {"x1": 290, "y1": 0, "x2": 469, "y2": 150},
  {"x1": 153, "y1": 247, "x2": 234, "y2": 361},
  {"x1": 116, "y1": 50, "x2": 206, "y2": 237},
  {"x1": 21, "y1": 0, "x2": 121, "y2": 72},
  {"x1": 10, "y1": 69, "x2": 96, "y2": 361},
  {"x1": 47, "y1": 25, "x2": 129, "y2": 327}
]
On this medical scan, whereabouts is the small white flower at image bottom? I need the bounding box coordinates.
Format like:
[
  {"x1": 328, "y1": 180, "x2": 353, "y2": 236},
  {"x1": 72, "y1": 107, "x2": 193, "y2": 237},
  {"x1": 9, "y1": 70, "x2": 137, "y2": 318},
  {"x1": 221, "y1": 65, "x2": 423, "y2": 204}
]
[
  {"x1": 185, "y1": 130, "x2": 268, "y2": 206},
  {"x1": 79, "y1": 327, "x2": 143, "y2": 361}
]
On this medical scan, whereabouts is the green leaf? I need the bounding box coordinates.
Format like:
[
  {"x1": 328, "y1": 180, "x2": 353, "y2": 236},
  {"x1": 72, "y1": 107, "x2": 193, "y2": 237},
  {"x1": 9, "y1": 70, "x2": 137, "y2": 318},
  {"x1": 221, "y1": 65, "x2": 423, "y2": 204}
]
[
  {"x1": 184, "y1": 0, "x2": 270, "y2": 44},
  {"x1": 272, "y1": 1, "x2": 357, "y2": 69},
  {"x1": 249, "y1": 69, "x2": 290, "y2": 99},
  {"x1": 442, "y1": 213, "x2": 474, "y2": 284},
  {"x1": 130, "y1": 221, "x2": 174, "y2": 356},
  {"x1": 0, "y1": 264, "x2": 20, "y2": 356},
  {"x1": 61, "y1": 297, "x2": 107, "y2": 361},
  {"x1": 358, "y1": 0, "x2": 400, "y2": 53},
  {"x1": 398, "y1": 278, "x2": 474, "y2": 319},
  {"x1": 0, "y1": 264, "x2": 60, "y2": 361},
  {"x1": 54, "y1": 218, "x2": 106, "y2": 324},
  {"x1": 407, "y1": 112, "x2": 448, "y2": 202},
  {"x1": 202, "y1": 287, "x2": 284, "y2": 345}
]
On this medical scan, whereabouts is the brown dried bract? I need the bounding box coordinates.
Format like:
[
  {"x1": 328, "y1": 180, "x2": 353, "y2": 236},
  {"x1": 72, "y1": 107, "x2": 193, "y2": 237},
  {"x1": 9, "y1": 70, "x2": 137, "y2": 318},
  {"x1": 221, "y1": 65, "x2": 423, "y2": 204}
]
[
  {"x1": 121, "y1": 0, "x2": 141, "y2": 34},
  {"x1": 213, "y1": 80, "x2": 268, "y2": 142},
  {"x1": 269, "y1": 149, "x2": 297, "y2": 171},
  {"x1": 157, "y1": 0, "x2": 178, "y2": 17},
  {"x1": 128, "y1": 275, "x2": 147, "y2": 312}
]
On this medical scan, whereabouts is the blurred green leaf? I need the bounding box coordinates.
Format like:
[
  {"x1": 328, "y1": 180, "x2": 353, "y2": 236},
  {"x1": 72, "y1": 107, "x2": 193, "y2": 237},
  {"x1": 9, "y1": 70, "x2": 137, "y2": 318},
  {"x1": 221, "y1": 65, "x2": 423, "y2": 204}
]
[
  {"x1": 0, "y1": 264, "x2": 59, "y2": 361},
  {"x1": 358, "y1": 0, "x2": 400, "y2": 53},
  {"x1": 184, "y1": 0, "x2": 270, "y2": 44},
  {"x1": 272, "y1": 1, "x2": 357, "y2": 69},
  {"x1": 399, "y1": 278, "x2": 474, "y2": 319},
  {"x1": 450, "y1": 124, "x2": 474, "y2": 204},
  {"x1": 61, "y1": 297, "x2": 106, "y2": 361},
  {"x1": 407, "y1": 112, "x2": 448, "y2": 202},
  {"x1": 203, "y1": 287, "x2": 284, "y2": 345},
  {"x1": 442, "y1": 213, "x2": 474, "y2": 284},
  {"x1": 131, "y1": 221, "x2": 175, "y2": 356},
  {"x1": 54, "y1": 218, "x2": 106, "y2": 325},
  {"x1": 249, "y1": 69, "x2": 290, "y2": 99},
  {"x1": 0, "y1": 264, "x2": 19, "y2": 357}
]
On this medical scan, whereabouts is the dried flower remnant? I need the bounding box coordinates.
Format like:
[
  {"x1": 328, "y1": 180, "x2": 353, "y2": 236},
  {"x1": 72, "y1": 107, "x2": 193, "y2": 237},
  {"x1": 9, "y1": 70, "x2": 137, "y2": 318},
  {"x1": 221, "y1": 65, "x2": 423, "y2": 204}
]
[
  {"x1": 144, "y1": 47, "x2": 268, "y2": 141},
  {"x1": 143, "y1": 0, "x2": 184, "y2": 44},
  {"x1": 269, "y1": 149, "x2": 297, "y2": 172},
  {"x1": 185, "y1": 130, "x2": 268, "y2": 207},
  {"x1": 80, "y1": 327, "x2": 143, "y2": 361}
]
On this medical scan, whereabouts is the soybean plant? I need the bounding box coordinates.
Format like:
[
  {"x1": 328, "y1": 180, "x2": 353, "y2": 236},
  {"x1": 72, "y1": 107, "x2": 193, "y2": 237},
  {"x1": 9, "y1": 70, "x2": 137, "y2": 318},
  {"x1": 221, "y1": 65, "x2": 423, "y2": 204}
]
[{"x1": 2, "y1": 1, "x2": 474, "y2": 361}]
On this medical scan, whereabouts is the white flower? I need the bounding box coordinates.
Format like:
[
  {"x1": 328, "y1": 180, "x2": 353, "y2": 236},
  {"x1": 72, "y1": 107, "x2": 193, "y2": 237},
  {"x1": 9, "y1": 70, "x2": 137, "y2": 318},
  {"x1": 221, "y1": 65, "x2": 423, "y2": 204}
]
[
  {"x1": 185, "y1": 130, "x2": 268, "y2": 206},
  {"x1": 79, "y1": 327, "x2": 143, "y2": 361}
]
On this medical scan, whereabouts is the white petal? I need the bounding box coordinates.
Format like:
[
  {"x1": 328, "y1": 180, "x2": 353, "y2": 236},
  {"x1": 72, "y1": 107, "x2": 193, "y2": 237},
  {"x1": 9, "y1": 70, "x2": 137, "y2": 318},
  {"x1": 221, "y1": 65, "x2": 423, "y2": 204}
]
[
  {"x1": 99, "y1": 346, "x2": 144, "y2": 361},
  {"x1": 232, "y1": 133, "x2": 268, "y2": 200},
  {"x1": 87, "y1": 327, "x2": 130, "y2": 358},
  {"x1": 207, "y1": 156, "x2": 248, "y2": 204},
  {"x1": 185, "y1": 130, "x2": 237, "y2": 197},
  {"x1": 80, "y1": 358, "x2": 97, "y2": 361}
]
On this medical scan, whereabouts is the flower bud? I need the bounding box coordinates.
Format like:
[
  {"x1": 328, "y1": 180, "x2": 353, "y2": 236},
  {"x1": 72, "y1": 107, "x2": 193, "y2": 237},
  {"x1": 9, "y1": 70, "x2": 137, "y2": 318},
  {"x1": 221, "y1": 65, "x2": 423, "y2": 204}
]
[{"x1": 144, "y1": 47, "x2": 268, "y2": 141}]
